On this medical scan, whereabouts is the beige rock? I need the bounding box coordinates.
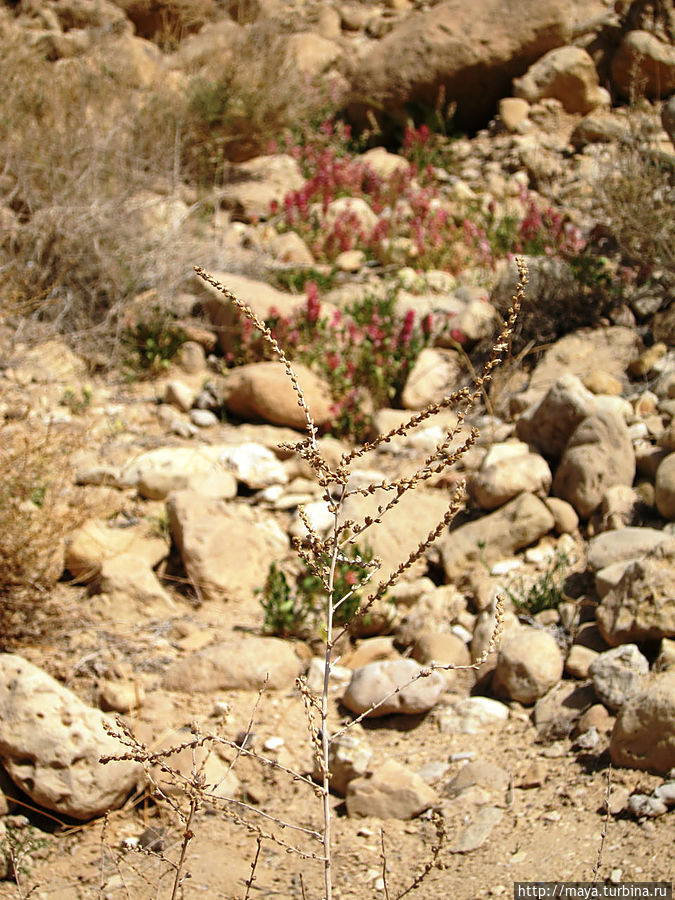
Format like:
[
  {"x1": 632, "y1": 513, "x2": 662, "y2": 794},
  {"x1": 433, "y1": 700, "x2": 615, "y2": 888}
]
[
  {"x1": 98, "y1": 555, "x2": 174, "y2": 611},
  {"x1": 610, "y1": 671, "x2": 675, "y2": 774},
  {"x1": 152, "y1": 730, "x2": 240, "y2": 800},
  {"x1": 629, "y1": 342, "x2": 667, "y2": 377},
  {"x1": 314, "y1": 729, "x2": 373, "y2": 796},
  {"x1": 493, "y1": 627, "x2": 564, "y2": 704},
  {"x1": 176, "y1": 341, "x2": 206, "y2": 374},
  {"x1": 401, "y1": 347, "x2": 464, "y2": 410},
  {"x1": 440, "y1": 492, "x2": 555, "y2": 577},
  {"x1": 544, "y1": 496, "x2": 579, "y2": 534},
  {"x1": 656, "y1": 638, "x2": 675, "y2": 672},
  {"x1": 469, "y1": 449, "x2": 552, "y2": 510},
  {"x1": 346, "y1": 759, "x2": 438, "y2": 819},
  {"x1": 437, "y1": 696, "x2": 509, "y2": 735},
  {"x1": 284, "y1": 32, "x2": 343, "y2": 78},
  {"x1": 565, "y1": 644, "x2": 598, "y2": 679},
  {"x1": 195, "y1": 271, "x2": 306, "y2": 356},
  {"x1": 516, "y1": 373, "x2": 597, "y2": 458},
  {"x1": 65, "y1": 519, "x2": 168, "y2": 582},
  {"x1": 324, "y1": 196, "x2": 378, "y2": 235},
  {"x1": 223, "y1": 361, "x2": 333, "y2": 430},
  {"x1": 167, "y1": 490, "x2": 288, "y2": 602},
  {"x1": 589, "y1": 644, "x2": 649, "y2": 712},
  {"x1": 8, "y1": 339, "x2": 87, "y2": 384},
  {"x1": 162, "y1": 637, "x2": 301, "y2": 692},
  {"x1": 266, "y1": 231, "x2": 314, "y2": 266},
  {"x1": 341, "y1": 486, "x2": 453, "y2": 591},
  {"x1": 553, "y1": 411, "x2": 636, "y2": 519},
  {"x1": 526, "y1": 328, "x2": 639, "y2": 398},
  {"x1": 587, "y1": 526, "x2": 675, "y2": 571},
  {"x1": 533, "y1": 681, "x2": 596, "y2": 737},
  {"x1": 98, "y1": 679, "x2": 145, "y2": 714},
  {"x1": 0, "y1": 654, "x2": 142, "y2": 820},
  {"x1": 220, "y1": 154, "x2": 305, "y2": 222},
  {"x1": 596, "y1": 556, "x2": 675, "y2": 646},
  {"x1": 360, "y1": 147, "x2": 411, "y2": 180},
  {"x1": 583, "y1": 370, "x2": 623, "y2": 396},
  {"x1": 120, "y1": 446, "x2": 240, "y2": 500},
  {"x1": 499, "y1": 97, "x2": 530, "y2": 131},
  {"x1": 342, "y1": 659, "x2": 445, "y2": 717},
  {"x1": 655, "y1": 453, "x2": 675, "y2": 520},
  {"x1": 514, "y1": 46, "x2": 606, "y2": 114}
]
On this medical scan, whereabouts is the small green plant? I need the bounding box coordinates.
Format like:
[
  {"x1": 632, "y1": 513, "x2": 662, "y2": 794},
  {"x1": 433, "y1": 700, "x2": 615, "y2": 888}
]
[
  {"x1": 61, "y1": 384, "x2": 92, "y2": 415},
  {"x1": 477, "y1": 540, "x2": 569, "y2": 615},
  {"x1": 258, "y1": 563, "x2": 313, "y2": 637},
  {"x1": 122, "y1": 304, "x2": 187, "y2": 373},
  {"x1": 258, "y1": 544, "x2": 383, "y2": 636},
  {"x1": 270, "y1": 266, "x2": 339, "y2": 295},
  {"x1": 507, "y1": 549, "x2": 569, "y2": 615}
]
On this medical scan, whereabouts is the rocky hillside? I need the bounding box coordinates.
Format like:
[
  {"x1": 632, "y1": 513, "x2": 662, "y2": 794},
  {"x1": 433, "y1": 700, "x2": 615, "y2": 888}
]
[{"x1": 0, "y1": 0, "x2": 674, "y2": 897}]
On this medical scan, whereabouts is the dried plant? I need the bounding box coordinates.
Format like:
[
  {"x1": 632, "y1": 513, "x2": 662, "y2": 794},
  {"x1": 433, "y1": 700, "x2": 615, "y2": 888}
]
[{"x1": 102, "y1": 257, "x2": 527, "y2": 898}]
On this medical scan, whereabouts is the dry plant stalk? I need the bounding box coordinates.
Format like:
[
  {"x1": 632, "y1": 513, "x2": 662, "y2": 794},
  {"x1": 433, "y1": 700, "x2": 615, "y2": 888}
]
[{"x1": 185, "y1": 257, "x2": 527, "y2": 900}]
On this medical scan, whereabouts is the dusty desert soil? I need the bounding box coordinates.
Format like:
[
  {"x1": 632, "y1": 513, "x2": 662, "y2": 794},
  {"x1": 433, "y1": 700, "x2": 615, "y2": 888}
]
[{"x1": 0, "y1": 572, "x2": 672, "y2": 900}]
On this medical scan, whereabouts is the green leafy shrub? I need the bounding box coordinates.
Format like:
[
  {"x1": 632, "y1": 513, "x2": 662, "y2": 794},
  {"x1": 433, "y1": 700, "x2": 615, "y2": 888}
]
[
  {"x1": 506, "y1": 550, "x2": 569, "y2": 616},
  {"x1": 258, "y1": 544, "x2": 383, "y2": 636},
  {"x1": 122, "y1": 304, "x2": 187, "y2": 373}
]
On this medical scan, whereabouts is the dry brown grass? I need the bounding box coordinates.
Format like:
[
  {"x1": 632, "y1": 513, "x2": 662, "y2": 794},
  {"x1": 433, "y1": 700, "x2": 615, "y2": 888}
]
[{"x1": 0, "y1": 422, "x2": 90, "y2": 647}]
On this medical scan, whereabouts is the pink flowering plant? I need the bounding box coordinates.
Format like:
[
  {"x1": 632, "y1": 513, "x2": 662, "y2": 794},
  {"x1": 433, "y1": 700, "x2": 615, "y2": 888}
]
[{"x1": 226, "y1": 281, "x2": 433, "y2": 440}]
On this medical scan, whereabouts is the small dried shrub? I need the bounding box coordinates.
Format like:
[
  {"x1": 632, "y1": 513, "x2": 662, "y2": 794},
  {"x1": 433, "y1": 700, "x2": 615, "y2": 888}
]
[{"x1": 0, "y1": 424, "x2": 88, "y2": 647}]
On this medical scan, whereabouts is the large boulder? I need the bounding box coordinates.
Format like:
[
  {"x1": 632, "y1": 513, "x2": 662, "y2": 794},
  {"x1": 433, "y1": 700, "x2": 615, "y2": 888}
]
[
  {"x1": 0, "y1": 654, "x2": 142, "y2": 821},
  {"x1": 516, "y1": 373, "x2": 598, "y2": 459},
  {"x1": 347, "y1": 0, "x2": 573, "y2": 132},
  {"x1": 655, "y1": 453, "x2": 675, "y2": 520},
  {"x1": 162, "y1": 637, "x2": 302, "y2": 692},
  {"x1": 342, "y1": 659, "x2": 445, "y2": 717},
  {"x1": 469, "y1": 445, "x2": 552, "y2": 510}
]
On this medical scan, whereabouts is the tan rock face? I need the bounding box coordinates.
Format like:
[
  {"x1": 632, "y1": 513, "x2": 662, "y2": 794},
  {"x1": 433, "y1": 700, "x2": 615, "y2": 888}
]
[
  {"x1": 611, "y1": 30, "x2": 675, "y2": 99},
  {"x1": 195, "y1": 271, "x2": 306, "y2": 356},
  {"x1": 0, "y1": 654, "x2": 142, "y2": 821},
  {"x1": 655, "y1": 453, "x2": 675, "y2": 519},
  {"x1": 348, "y1": 0, "x2": 573, "y2": 131},
  {"x1": 223, "y1": 361, "x2": 333, "y2": 430},
  {"x1": 610, "y1": 671, "x2": 675, "y2": 774},
  {"x1": 65, "y1": 519, "x2": 168, "y2": 583},
  {"x1": 469, "y1": 450, "x2": 552, "y2": 511},
  {"x1": 440, "y1": 492, "x2": 555, "y2": 577}
]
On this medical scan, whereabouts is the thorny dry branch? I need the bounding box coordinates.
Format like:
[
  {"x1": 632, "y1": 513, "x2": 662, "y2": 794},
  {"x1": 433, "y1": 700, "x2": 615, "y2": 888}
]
[{"x1": 102, "y1": 258, "x2": 527, "y2": 899}]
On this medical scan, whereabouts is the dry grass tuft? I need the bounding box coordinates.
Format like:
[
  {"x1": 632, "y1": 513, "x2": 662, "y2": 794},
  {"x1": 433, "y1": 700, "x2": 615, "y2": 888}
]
[{"x1": 0, "y1": 423, "x2": 90, "y2": 647}]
